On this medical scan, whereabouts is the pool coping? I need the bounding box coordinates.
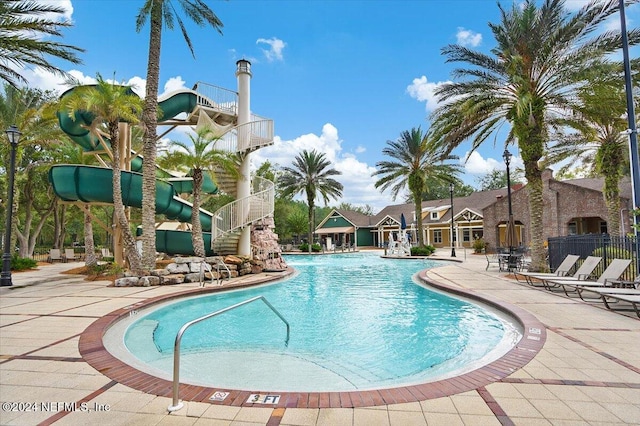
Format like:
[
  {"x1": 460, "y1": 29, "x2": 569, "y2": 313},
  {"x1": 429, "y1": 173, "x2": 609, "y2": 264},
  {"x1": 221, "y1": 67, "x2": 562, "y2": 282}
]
[{"x1": 78, "y1": 267, "x2": 546, "y2": 408}]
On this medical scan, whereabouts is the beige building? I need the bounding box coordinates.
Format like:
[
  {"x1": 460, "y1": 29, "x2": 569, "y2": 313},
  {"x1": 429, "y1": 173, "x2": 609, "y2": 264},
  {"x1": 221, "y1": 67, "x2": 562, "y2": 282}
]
[{"x1": 316, "y1": 170, "x2": 632, "y2": 251}]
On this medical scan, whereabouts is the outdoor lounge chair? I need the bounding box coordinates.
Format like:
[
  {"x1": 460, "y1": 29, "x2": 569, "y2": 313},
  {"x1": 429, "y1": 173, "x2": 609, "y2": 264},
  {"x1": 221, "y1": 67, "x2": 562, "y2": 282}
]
[
  {"x1": 535, "y1": 256, "x2": 602, "y2": 290},
  {"x1": 63, "y1": 248, "x2": 78, "y2": 262},
  {"x1": 47, "y1": 248, "x2": 63, "y2": 263},
  {"x1": 514, "y1": 254, "x2": 580, "y2": 285},
  {"x1": 600, "y1": 293, "x2": 640, "y2": 318},
  {"x1": 545, "y1": 258, "x2": 632, "y2": 296}
]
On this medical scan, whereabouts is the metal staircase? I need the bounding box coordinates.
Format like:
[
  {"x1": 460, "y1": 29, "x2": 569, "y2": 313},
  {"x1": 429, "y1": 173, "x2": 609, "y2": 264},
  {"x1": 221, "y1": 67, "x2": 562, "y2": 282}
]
[
  {"x1": 158, "y1": 82, "x2": 276, "y2": 256},
  {"x1": 211, "y1": 176, "x2": 275, "y2": 255}
]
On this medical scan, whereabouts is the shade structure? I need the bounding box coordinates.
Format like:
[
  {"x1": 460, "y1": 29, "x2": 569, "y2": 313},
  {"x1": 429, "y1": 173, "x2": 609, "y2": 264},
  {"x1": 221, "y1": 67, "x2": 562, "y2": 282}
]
[
  {"x1": 314, "y1": 226, "x2": 354, "y2": 234},
  {"x1": 505, "y1": 214, "x2": 518, "y2": 249},
  {"x1": 400, "y1": 213, "x2": 407, "y2": 230}
]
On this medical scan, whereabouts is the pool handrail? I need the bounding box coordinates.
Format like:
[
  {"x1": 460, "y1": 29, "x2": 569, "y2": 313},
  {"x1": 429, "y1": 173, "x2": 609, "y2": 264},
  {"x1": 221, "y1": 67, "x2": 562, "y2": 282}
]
[{"x1": 168, "y1": 295, "x2": 290, "y2": 412}]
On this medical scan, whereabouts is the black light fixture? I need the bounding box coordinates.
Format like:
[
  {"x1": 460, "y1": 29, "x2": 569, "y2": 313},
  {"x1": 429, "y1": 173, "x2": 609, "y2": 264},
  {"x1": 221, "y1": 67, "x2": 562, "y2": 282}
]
[
  {"x1": 449, "y1": 182, "x2": 456, "y2": 257},
  {"x1": 1, "y1": 125, "x2": 21, "y2": 287},
  {"x1": 503, "y1": 149, "x2": 515, "y2": 269}
]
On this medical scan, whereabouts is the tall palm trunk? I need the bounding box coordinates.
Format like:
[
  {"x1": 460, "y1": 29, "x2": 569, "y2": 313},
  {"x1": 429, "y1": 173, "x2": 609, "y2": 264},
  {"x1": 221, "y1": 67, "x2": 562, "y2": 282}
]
[
  {"x1": 110, "y1": 122, "x2": 142, "y2": 274},
  {"x1": 414, "y1": 197, "x2": 423, "y2": 247},
  {"x1": 601, "y1": 139, "x2": 624, "y2": 237},
  {"x1": 83, "y1": 207, "x2": 97, "y2": 267},
  {"x1": 141, "y1": 1, "x2": 162, "y2": 270},
  {"x1": 191, "y1": 169, "x2": 205, "y2": 257},
  {"x1": 307, "y1": 194, "x2": 314, "y2": 253}
]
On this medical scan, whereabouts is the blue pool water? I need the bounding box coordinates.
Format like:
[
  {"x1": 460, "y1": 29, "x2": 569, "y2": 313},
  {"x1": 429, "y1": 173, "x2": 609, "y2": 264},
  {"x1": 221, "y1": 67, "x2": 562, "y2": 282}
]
[{"x1": 118, "y1": 252, "x2": 520, "y2": 391}]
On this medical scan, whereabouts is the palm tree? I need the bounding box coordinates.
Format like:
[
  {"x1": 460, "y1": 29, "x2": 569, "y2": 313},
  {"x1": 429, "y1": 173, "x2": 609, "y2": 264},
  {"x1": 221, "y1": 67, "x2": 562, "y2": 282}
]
[
  {"x1": 280, "y1": 150, "x2": 344, "y2": 253},
  {"x1": 430, "y1": 0, "x2": 638, "y2": 271},
  {"x1": 158, "y1": 126, "x2": 238, "y2": 257},
  {"x1": 0, "y1": 1, "x2": 84, "y2": 88},
  {"x1": 0, "y1": 84, "x2": 64, "y2": 257},
  {"x1": 136, "y1": 0, "x2": 224, "y2": 270},
  {"x1": 547, "y1": 61, "x2": 639, "y2": 237},
  {"x1": 372, "y1": 127, "x2": 461, "y2": 247},
  {"x1": 59, "y1": 75, "x2": 144, "y2": 274}
]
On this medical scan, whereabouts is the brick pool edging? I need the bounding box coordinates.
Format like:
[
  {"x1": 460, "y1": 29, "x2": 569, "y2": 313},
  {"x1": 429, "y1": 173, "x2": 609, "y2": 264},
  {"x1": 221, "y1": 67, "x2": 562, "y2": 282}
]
[{"x1": 78, "y1": 268, "x2": 546, "y2": 408}]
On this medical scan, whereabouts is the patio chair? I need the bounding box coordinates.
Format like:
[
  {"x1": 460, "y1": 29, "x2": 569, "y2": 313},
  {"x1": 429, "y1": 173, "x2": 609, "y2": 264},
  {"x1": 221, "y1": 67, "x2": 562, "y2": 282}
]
[
  {"x1": 485, "y1": 253, "x2": 504, "y2": 271},
  {"x1": 537, "y1": 256, "x2": 602, "y2": 290},
  {"x1": 514, "y1": 254, "x2": 580, "y2": 285},
  {"x1": 100, "y1": 248, "x2": 113, "y2": 259},
  {"x1": 47, "y1": 248, "x2": 63, "y2": 263},
  {"x1": 545, "y1": 258, "x2": 632, "y2": 297},
  {"x1": 63, "y1": 248, "x2": 78, "y2": 262},
  {"x1": 600, "y1": 293, "x2": 640, "y2": 318}
]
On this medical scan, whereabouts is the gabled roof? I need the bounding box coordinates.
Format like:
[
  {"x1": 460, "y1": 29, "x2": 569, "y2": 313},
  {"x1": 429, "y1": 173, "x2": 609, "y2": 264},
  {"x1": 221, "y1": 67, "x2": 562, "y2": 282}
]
[
  {"x1": 315, "y1": 208, "x2": 375, "y2": 229},
  {"x1": 371, "y1": 203, "x2": 415, "y2": 227},
  {"x1": 421, "y1": 188, "x2": 509, "y2": 224}
]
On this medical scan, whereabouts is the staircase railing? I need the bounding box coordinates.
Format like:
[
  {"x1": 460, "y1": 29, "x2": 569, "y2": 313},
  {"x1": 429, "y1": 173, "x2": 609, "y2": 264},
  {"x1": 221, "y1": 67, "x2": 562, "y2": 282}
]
[
  {"x1": 192, "y1": 81, "x2": 238, "y2": 115},
  {"x1": 211, "y1": 119, "x2": 274, "y2": 153},
  {"x1": 211, "y1": 176, "x2": 275, "y2": 251}
]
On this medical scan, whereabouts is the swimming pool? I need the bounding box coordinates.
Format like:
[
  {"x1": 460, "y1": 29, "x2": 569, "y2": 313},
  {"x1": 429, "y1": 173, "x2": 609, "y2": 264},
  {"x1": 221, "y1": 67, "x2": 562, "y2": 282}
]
[{"x1": 108, "y1": 252, "x2": 521, "y2": 392}]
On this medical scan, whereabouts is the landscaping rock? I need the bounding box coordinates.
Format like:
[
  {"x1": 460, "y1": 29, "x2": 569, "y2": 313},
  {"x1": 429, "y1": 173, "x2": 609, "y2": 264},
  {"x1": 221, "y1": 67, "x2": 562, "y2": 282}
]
[
  {"x1": 166, "y1": 263, "x2": 190, "y2": 274},
  {"x1": 114, "y1": 277, "x2": 139, "y2": 287},
  {"x1": 150, "y1": 268, "x2": 169, "y2": 277},
  {"x1": 223, "y1": 255, "x2": 243, "y2": 265},
  {"x1": 162, "y1": 274, "x2": 185, "y2": 285}
]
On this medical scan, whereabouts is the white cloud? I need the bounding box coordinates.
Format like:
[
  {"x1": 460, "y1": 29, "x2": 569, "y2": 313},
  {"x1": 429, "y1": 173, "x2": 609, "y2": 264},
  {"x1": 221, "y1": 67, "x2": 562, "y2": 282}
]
[
  {"x1": 355, "y1": 145, "x2": 366, "y2": 154},
  {"x1": 46, "y1": 0, "x2": 74, "y2": 21},
  {"x1": 462, "y1": 150, "x2": 523, "y2": 176},
  {"x1": 406, "y1": 75, "x2": 451, "y2": 112},
  {"x1": 256, "y1": 37, "x2": 286, "y2": 62},
  {"x1": 251, "y1": 123, "x2": 394, "y2": 212},
  {"x1": 456, "y1": 27, "x2": 482, "y2": 47},
  {"x1": 163, "y1": 76, "x2": 188, "y2": 94}
]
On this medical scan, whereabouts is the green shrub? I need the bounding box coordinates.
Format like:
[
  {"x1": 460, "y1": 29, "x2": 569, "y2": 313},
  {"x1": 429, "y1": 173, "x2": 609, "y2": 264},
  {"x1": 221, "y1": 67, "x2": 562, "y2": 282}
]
[
  {"x1": 472, "y1": 237, "x2": 487, "y2": 253},
  {"x1": 10, "y1": 255, "x2": 37, "y2": 271},
  {"x1": 591, "y1": 246, "x2": 633, "y2": 259},
  {"x1": 299, "y1": 243, "x2": 322, "y2": 252},
  {"x1": 411, "y1": 245, "x2": 435, "y2": 256}
]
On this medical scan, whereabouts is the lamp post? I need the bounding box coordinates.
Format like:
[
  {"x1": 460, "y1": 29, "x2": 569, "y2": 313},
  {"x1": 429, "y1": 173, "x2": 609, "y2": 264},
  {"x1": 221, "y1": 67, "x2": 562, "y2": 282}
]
[
  {"x1": 1, "y1": 125, "x2": 21, "y2": 287},
  {"x1": 503, "y1": 149, "x2": 515, "y2": 269},
  {"x1": 449, "y1": 182, "x2": 456, "y2": 257}
]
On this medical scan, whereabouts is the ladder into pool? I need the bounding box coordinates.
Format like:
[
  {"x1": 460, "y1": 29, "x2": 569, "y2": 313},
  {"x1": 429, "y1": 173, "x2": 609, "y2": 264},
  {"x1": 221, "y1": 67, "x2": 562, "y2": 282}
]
[{"x1": 167, "y1": 295, "x2": 290, "y2": 412}]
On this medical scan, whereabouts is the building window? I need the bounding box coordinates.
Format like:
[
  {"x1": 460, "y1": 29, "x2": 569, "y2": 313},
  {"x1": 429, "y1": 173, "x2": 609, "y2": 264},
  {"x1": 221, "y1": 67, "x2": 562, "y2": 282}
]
[
  {"x1": 568, "y1": 221, "x2": 577, "y2": 235},
  {"x1": 463, "y1": 229, "x2": 470, "y2": 242},
  {"x1": 433, "y1": 229, "x2": 442, "y2": 243},
  {"x1": 600, "y1": 221, "x2": 607, "y2": 234},
  {"x1": 430, "y1": 211, "x2": 438, "y2": 220}
]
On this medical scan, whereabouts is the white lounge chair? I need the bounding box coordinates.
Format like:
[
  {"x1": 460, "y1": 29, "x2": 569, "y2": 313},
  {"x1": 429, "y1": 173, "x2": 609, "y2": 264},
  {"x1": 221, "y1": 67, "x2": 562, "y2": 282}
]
[
  {"x1": 514, "y1": 254, "x2": 580, "y2": 285},
  {"x1": 64, "y1": 248, "x2": 78, "y2": 262},
  {"x1": 47, "y1": 248, "x2": 63, "y2": 263},
  {"x1": 537, "y1": 256, "x2": 603, "y2": 290},
  {"x1": 545, "y1": 258, "x2": 632, "y2": 296}
]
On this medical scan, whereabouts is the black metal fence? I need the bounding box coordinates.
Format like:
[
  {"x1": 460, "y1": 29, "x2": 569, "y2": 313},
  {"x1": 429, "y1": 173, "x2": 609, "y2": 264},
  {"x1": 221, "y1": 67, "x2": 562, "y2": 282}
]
[{"x1": 547, "y1": 234, "x2": 639, "y2": 280}]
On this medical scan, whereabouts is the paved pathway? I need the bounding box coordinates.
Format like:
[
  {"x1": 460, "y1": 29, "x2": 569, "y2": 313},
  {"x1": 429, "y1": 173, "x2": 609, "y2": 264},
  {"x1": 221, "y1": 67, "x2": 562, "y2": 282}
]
[{"x1": 0, "y1": 252, "x2": 638, "y2": 425}]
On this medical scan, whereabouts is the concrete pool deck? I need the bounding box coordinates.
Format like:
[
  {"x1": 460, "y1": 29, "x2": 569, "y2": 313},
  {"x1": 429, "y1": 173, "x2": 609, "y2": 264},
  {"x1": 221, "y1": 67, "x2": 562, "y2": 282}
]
[{"x1": 1, "y1": 251, "x2": 639, "y2": 425}]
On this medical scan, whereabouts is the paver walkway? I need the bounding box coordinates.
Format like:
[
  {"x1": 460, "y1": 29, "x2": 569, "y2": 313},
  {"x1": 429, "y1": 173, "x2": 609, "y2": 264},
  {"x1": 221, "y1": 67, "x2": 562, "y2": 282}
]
[{"x1": 1, "y1": 252, "x2": 638, "y2": 425}]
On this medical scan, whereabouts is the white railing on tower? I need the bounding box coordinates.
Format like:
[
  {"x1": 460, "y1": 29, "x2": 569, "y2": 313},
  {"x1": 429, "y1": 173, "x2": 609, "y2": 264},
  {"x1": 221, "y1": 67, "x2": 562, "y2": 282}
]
[
  {"x1": 211, "y1": 176, "x2": 275, "y2": 248},
  {"x1": 211, "y1": 119, "x2": 274, "y2": 153},
  {"x1": 192, "y1": 81, "x2": 238, "y2": 116}
]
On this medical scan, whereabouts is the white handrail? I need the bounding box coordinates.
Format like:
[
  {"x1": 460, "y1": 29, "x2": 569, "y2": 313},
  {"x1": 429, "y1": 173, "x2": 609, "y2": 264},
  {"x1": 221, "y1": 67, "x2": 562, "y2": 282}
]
[
  {"x1": 212, "y1": 119, "x2": 274, "y2": 153},
  {"x1": 211, "y1": 176, "x2": 275, "y2": 251},
  {"x1": 192, "y1": 81, "x2": 238, "y2": 116},
  {"x1": 167, "y1": 295, "x2": 290, "y2": 412}
]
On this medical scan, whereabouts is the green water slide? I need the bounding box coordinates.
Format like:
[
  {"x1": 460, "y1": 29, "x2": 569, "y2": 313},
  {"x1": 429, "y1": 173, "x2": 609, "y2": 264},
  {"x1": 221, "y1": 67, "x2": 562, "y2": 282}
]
[{"x1": 50, "y1": 87, "x2": 225, "y2": 256}]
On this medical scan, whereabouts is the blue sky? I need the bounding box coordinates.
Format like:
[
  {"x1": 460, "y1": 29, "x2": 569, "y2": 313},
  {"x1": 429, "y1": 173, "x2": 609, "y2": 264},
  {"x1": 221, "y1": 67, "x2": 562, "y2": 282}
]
[{"x1": 20, "y1": 0, "x2": 640, "y2": 213}]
